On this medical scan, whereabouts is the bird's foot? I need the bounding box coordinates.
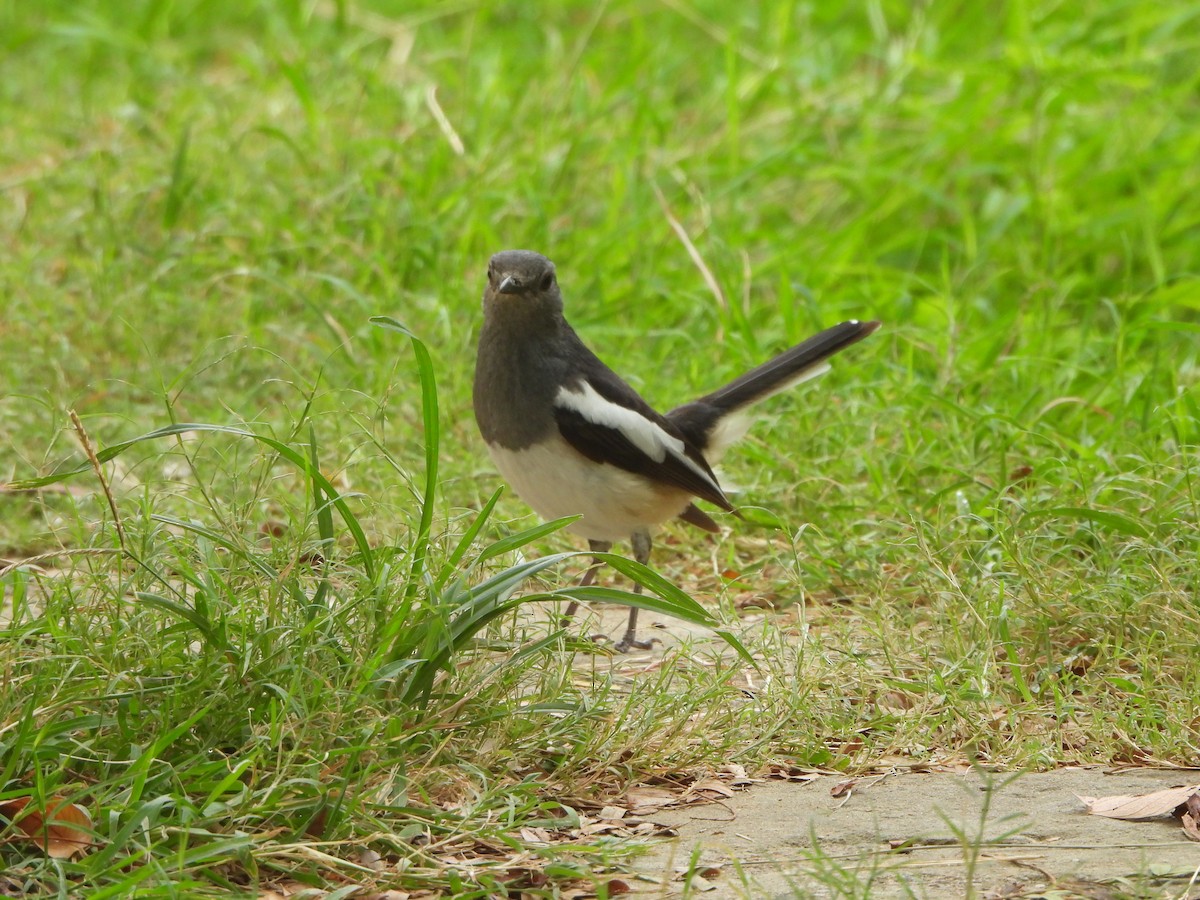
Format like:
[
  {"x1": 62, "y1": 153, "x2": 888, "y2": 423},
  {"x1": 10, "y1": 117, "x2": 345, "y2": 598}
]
[{"x1": 613, "y1": 633, "x2": 658, "y2": 653}]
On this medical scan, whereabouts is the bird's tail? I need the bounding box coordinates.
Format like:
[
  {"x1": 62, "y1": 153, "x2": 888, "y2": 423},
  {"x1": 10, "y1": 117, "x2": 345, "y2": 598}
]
[{"x1": 667, "y1": 319, "x2": 880, "y2": 460}]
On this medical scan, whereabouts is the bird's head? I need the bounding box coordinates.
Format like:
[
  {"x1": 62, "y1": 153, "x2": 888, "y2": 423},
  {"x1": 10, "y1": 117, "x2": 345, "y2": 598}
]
[{"x1": 483, "y1": 250, "x2": 562, "y2": 317}]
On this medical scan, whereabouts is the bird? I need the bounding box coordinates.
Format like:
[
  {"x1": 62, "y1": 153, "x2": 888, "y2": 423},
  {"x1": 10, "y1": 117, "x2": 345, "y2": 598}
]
[{"x1": 473, "y1": 249, "x2": 879, "y2": 651}]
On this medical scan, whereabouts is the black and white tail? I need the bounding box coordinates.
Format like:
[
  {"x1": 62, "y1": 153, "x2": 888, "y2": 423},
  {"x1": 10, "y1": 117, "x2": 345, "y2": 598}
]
[{"x1": 667, "y1": 319, "x2": 881, "y2": 459}]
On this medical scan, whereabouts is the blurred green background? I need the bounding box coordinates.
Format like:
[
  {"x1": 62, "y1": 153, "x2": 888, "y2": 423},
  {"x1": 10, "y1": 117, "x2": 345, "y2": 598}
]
[
  {"x1": 4, "y1": 2, "x2": 1195, "y2": 511},
  {"x1": 2, "y1": 0, "x2": 1198, "y2": 736},
  {"x1": 2, "y1": 1, "x2": 1199, "y2": 893}
]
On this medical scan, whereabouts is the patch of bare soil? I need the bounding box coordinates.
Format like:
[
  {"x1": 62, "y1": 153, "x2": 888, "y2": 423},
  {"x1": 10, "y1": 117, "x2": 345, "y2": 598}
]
[
  {"x1": 561, "y1": 602, "x2": 1199, "y2": 898},
  {"x1": 629, "y1": 768, "x2": 1200, "y2": 899}
]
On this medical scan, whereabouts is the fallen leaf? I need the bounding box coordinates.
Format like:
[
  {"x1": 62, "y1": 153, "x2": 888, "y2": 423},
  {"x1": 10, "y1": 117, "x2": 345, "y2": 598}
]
[
  {"x1": 735, "y1": 592, "x2": 780, "y2": 611},
  {"x1": 259, "y1": 520, "x2": 287, "y2": 538},
  {"x1": 303, "y1": 805, "x2": 328, "y2": 838},
  {"x1": 1078, "y1": 784, "x2": 1200, "y2": 819},
  {"x1": 838, "y1": 738, "x2": 864, "y2": 755},
  {"x1": 717, "y1": 764, "x2": 755, "y2": 786},
  {"x1": 502, "y1": 865, "x2": 547, "y2": 889},
  {"x1": 1007, "y1": 465, "x2": 1034, "y2": 488},
  {"x1": 764, "y1": 764, "x2": 820, "y2": 784},
  {"x1": 1181, "y1": 793, "x2": 1200, "y2": 820},
  {"x1": 831, "y1": 779, "x2": 858, "y2": 799},
  {"x1": 877, "y1": 690, "x2": 915, "y2": 711},
  {"x1": 0, "y1": 796, "x2": 92, "y2": 859},
  {"x1": 1182, "y1": 812, "x2": 1200, "y2": 843},
  {"x1": 633, "y1": 821, "x2": 677, "y2": 836},
  {"x1": 626, "y1": 786, "x2": 677, "y2": 815},
  {"x1": 258, "y1": 883, "x2": 316, "y2": 899},
  {"x1": 580, "y1": 820, "x2": 626, "y2": 836},
  {"x1": 684, "y1": 778, "x2": 735, "y2": 800},
  {"x1": 598, "y1": 805, "x2": 627, "y2": 820}
]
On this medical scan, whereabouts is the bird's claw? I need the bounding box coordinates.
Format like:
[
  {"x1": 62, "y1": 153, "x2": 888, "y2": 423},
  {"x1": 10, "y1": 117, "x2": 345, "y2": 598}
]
[
  {"x1": 613, "y1": 634, "x2": 657, "y2": 653},
  {"x1": 564, "y1": 627, "x2": 659, "y2": 653}
]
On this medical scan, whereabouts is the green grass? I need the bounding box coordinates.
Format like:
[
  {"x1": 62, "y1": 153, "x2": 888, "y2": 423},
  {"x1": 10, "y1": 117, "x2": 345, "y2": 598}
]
[{"x1": 2, "y1": 0, "x2": 1199, "y2": 895}]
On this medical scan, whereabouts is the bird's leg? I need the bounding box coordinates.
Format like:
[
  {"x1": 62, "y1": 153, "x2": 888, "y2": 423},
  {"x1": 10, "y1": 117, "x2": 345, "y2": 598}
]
[
  {"x1": 614, "y1": 530, "x2": 657, "y2": 652},
  {"x1": 562, "y1": 539, "x2": 611, "y2": 625}
]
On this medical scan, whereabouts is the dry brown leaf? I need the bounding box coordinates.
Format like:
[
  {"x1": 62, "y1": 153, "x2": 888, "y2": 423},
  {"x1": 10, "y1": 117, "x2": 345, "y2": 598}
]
[
  {"x1": 262, "y1": 881, "x2": 331, "y2": 898},
  {"x1": 259, "y1": 519, "x2": 288, "y2": 538},
  {"x1": 877, "y1": 690, "x2": 915, "y2": 712},
  {"x1": 1183, "y1": 794, "x2": 1200, "y2": 820},
  {"x1": 1182, "y1": 812, "x2": 1200, "y2": 843},
  {"x1": 838, "y1": 737, "x2": 864, "y2": 755},
  {"x1": 1008, "y1": 464, "x2": 1034, "y2": 483},
  {"x1": 626, "y1": 786, "x2": 677, "y2": 815},
  {"x1": 831, "y1": 779, "x2": 858, "y2": 799},
  {"x1": 580, "y1": 820, "x2": 627, "y2": 836},
  {"x1": 1078, "y1": 784, "x2": 1200, "y2": 819},
  {"x1": 501, "y1": 865, "x2": 548, "y2": 890},
  {"x1": 598, "y1": 805, "x2": 627, "y2": 820},
  {"x1": 764, "y1": 764, "x2": 820, "y2": 784},
  {"x1": 684, "y1": 778, "x2": 735, "y2": 800},
  {"x1": 0, "y1": 796, "x2": 92, "y2": 859},
  {"x1": 673, "y1": 872, "x2": 718, "y2": 891},
  {"x1": 717, "y1": 764, "x2": 755, "y2": 786},
  {"x1": 632, "y1": 821, "x2": 677, "y2": 837},
  {"x1": 580, "y1": 816, "x2": 676, "y2": 838}
]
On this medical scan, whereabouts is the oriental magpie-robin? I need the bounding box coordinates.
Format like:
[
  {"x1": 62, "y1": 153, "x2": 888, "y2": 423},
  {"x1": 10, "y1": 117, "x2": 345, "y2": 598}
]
[{"x1": 473, "y1": 249, "x2": 879, "y2": 651}]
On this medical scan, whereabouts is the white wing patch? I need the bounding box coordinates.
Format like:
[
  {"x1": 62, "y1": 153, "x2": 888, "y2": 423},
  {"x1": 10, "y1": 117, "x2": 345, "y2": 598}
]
[{"x1": 555, "y1": 380, "x2": 723, "y2": 495}]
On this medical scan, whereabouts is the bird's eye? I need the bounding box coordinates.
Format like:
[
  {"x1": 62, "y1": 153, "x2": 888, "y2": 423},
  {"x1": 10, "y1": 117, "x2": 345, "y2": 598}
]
[{"x1": 540, "y1": 271, "x2": 555, "y2": 291}]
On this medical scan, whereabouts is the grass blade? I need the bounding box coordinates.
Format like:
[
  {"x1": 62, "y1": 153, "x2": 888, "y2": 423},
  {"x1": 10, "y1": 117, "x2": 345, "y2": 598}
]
[
  {"x1": 10, "y1": 422, "x2": 376, "y2": 581},
  {"x1": 370, "y1": 316, "x2": 440, "y2": 596}
]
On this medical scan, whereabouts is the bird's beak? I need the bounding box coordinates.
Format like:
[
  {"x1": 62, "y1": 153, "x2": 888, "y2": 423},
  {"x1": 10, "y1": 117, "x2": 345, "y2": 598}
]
[{"x1": 497, "y1": 274, "x2": 521, "y2": 295}]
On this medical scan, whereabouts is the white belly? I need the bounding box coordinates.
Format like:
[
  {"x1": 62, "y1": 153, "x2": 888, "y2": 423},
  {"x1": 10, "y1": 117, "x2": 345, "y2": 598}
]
[{"x1": 486, "y1": 436, "x2": 692, "y2": 542}]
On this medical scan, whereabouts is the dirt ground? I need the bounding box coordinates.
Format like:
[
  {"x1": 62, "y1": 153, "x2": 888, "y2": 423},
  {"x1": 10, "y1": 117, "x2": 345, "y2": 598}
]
[
  {"x1": 4, "y1": 581, "x2": 1197, "y2": 897},
  {"x1": 570, "y1": 605, "x2": 1200, "y2": 899},
  {"x1": 627, "y1": 767, "x2": 1200, "y2": 898}
]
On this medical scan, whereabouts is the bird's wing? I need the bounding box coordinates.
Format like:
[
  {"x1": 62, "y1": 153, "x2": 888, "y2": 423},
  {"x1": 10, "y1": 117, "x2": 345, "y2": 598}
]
[{"x1": 553, "y1": 376, "x2": 732, "y2": 511}]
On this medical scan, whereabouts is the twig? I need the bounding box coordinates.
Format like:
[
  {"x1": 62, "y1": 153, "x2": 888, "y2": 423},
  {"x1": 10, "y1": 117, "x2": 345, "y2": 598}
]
[
  {"x1": 426, "y1": 84, "x2": 465, "y2": 157},
  {"x1": 0, "y1": 548, "x2": 122, "y2": 580},
  {"x1": 653, "y1": 183, "x2": 727, "y2": 337},
  {"x1": 68, "y1": 409, "x2": 126, "y2": 551}
]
